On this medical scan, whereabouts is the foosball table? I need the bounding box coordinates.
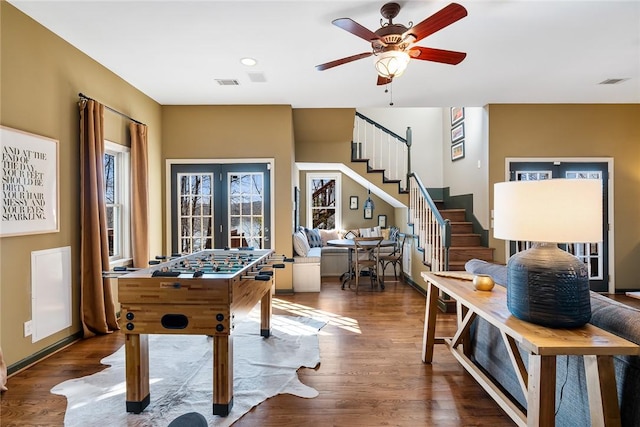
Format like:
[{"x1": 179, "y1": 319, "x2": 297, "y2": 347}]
[{"x1": 116, "y1": 248, "x2": 289, "y2": 416}]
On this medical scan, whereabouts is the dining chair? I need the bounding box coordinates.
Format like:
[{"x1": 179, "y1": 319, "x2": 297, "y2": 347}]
[
  {"x1": 352, "y1": 236, "x2": 383, "y2": 293},
  {"x1": 377, "y1": 233, "x2": 406, "y2": 285}
]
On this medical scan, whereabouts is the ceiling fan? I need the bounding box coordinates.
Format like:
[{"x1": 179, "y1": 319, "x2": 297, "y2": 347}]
[{"x1": 316, "y1": 2, "x2": 468, "y2": 85}]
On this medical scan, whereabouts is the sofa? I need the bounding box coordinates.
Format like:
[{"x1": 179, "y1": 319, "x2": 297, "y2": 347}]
[
  {"x1": 465, "y1": 259, "x2": 640, "y2": 426},
  {"x1": 292, "y1": 226, "x2": 395, "y2": 292}
]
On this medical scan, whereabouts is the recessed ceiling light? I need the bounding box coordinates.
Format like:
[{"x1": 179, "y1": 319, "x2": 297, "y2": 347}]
[{"x1": 240, "y1": 57, "x2": 257, "y2": 67}]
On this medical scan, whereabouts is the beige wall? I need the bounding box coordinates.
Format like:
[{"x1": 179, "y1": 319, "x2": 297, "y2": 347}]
[
  {"x1": 488, "y1": 104, "x2": 640, "y2": 290},
  {"x1": 293, "y1": 108, "x2": 355, "y2": 164},
  {"x1": 161, "y1": 105, "x2": 295, "y2": 291},
  {"x1": 1, "y1": 3, "x2": 163, "y2": 366}
]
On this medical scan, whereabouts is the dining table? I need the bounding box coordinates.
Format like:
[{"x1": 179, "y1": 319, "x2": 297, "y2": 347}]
[{"x1": 327, "y1": 238, "x2": 395, "y2": 290}]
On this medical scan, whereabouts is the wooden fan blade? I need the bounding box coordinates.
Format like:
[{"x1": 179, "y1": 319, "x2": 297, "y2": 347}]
[
  {"x1": 408, "y1": 47, "x2": 467, "y2": 65},
  {"x1": 405, "y1": 3, "x2": 467, "y2": 43},
  {"x1": 377, "y1": 75, "x2": 392, "y2": 86},
  {"x1": 332, "y1": 18, "x2": 380, "y2": 42},
  {"x1": 316, "y1": 52, "x2": 372, "y2": 71}
]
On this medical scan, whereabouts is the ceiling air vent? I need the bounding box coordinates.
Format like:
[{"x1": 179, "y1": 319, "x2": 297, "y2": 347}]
[
  {"x1": 215, "y1": 79, "x2": 240, "y2": 86},
  {"x1": 247, "y1": 72, "x2": 267, "y2": 83},
  {"x1": 598, "y1": 78, "x2": 628, "y2": 85}
]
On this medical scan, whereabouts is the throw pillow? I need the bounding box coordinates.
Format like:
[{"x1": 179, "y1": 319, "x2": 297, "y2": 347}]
[
  {"x1": 293, "y1": 230, "x2": 310, "y2": 256},
  {"x1": 319, "y1": 229, "x2": 340, "y2": 246},
  {"x1": 304, "y1": 228, "x2": 323, "y2": 248},
  {"x1": 344, "y1": 229, "x2": 359, "y2": 239},
  {"x1": 381, "y1": 228, "x2": 390, "y2": 240},
  {"x1": 359, "y1": 227, "x2": 381, "y2": 237},
  {"x1": 389, "y1": 226, "x2": 399, "y2": 241}
]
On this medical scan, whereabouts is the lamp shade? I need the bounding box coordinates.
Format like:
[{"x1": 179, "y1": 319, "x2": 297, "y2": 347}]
[
  {"x1": 374, "y1": 50, "x2": 410, "y2": 79},
  {"x1": 494, "y1": 179, "x2": 602, "y2": 244}
]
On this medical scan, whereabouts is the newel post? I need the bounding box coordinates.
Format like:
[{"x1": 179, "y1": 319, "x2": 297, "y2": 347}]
[{"x1": 405, "y1": 126, "x2": 412, "y2": 191}]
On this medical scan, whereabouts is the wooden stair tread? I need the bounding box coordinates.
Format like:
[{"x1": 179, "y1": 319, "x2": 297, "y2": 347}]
[{"x1": 449, "y1": 246, "x2": 495, "y2": 250}]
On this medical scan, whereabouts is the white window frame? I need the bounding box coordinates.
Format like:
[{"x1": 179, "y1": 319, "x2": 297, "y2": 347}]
[
  {"x1": 306, "y1": 172, "x2": 342, "y2": 230},
  {"x1": 104, "y1": 140, "x2": 131, "y2": 266}
]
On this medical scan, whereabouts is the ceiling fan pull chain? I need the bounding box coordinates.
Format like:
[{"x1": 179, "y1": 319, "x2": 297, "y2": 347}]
[{"x1": 385, "y1": 81, "x2": 394, "y2": 106}]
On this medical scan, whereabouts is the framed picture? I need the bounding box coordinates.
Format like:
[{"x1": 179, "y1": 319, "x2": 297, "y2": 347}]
[
  {"x1": 451, "y1": 123, "x2": 465, "y2": 142},
  {"x1": 364, "y1": 206, "x2": 373, "y2": 219},
  {"x1": 378, "y1": 214, "x2": 387, "y2": 228},
  {"x1": 1, "y1": 126, "x2": 59, "y2": 237},
  {"x1": 451, "y1": 140, "x2": 465, "y2": 161},
  {"x1": 294, "y1": 186, "x2": 300, "y2": 231},
  {"x1": 349, "y1": 195, "x2": 358, "y2": 210},
  {"x1": 450, "y1": 107, "x2": 464, "y2": 126}
]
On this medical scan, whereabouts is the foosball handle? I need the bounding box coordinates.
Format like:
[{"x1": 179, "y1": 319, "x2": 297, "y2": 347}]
[
  {"x1": 254, "y1": 274, "x2": 271, "y2": 281},
  {"x1": 151, "y1": 270, "x2": 181, "y2": 277},
  {"x1": 283, "y1": 257, "x2": 294, "y2": 263},
  {"x1": 271, "y1": 263, "x2": 285, "y2": 269}
]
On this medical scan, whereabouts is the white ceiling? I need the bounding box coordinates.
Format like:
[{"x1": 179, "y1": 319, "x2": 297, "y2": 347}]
[{"x1": 8, "y1": 0, "x2": 640, "y2": 108}]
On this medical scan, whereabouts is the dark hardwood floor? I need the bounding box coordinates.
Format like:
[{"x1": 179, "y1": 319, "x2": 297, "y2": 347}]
[{"x1": 20, "y1": 275, "x2": 635, "y2": 426}]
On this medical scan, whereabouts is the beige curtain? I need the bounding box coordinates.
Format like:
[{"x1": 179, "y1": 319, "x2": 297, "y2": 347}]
[
  {"x1": 130, "y1": 122, "x2": 149, "y2": 268},
  {"x1": 79, "y1": 99, "x2": 119, "y2": 337}
]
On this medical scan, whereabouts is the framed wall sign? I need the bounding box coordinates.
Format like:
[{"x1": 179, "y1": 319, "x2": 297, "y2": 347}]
[
  {"x1": 364, "y1": 206, "x2": 373, "y2": 219},
  {"x1": 350, "y1": 195, "x2": 358, "y2": 210},
  {"x1": 0, "y1": 126, "x2": 59, "y2": 237},
  {"x1": 378, "y1": 214, "x2": 387, "y2": 228}
]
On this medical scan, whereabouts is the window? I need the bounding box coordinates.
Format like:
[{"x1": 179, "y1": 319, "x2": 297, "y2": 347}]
[
  {"x1": 307, "y1": 173, "x2": 341, "y2": 229},
  {"x1": 104, "y1": 141, "x2": 131, "y2": 263}
]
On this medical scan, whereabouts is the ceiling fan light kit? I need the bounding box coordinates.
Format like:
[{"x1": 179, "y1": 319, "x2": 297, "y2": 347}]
[
  {"x1": 374, "y1": 50, "x2": 411, "y2": 79},
  {"x1": 316, "y1": 2, "x2": 468, "y2": 87}
]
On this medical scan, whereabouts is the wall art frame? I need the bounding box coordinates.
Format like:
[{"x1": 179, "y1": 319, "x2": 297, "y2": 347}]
[
  {"x1": 1, "y1": 126, "x2": 59, "y2": 237},
  {"x1": 451, "y1": 140, "x2": 465, "y2": 161},
  {"x1": 451, "y1": 122, "x2": 465, "y2": 142},
  {"x1": 350, "y1": 195, "x2": 359, "y2": 210},
  {"x1": 450, "y1": 107, "x2": 464, "y2": 126}
]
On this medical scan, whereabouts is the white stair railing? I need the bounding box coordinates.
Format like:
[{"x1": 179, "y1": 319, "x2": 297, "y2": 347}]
[
  {"x1": 352, "y1": 112, "x2": 410, "y2": 192},
  {"x1": 409, "y1": 173, "x2": 450, "y2": 271}
]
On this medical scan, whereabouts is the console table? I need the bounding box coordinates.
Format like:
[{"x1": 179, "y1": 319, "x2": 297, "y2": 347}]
[{"x1": 421, "y1": 271, "x2": 640, "y2": 427}]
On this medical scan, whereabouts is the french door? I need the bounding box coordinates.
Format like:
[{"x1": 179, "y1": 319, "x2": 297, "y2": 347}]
[
  {"x1": 508, "y1": 161, "x2": 609, "y2": 292},
  {"x1": 170, "y1": 163, "x2": 271, "y2": 254}
]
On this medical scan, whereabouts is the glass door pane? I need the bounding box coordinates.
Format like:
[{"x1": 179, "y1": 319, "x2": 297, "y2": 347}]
[
  {"x1": 177, "y1": 173, "x2": 213, "y2": 253},
  {"x1": 228, "y1": 172, "x2": 264, "y2": 249}
]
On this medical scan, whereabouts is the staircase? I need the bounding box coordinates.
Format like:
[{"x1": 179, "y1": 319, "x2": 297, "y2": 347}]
[
  {"x1": 437, "y1": 206, "x2": 494, "y2": 271},
  {"x1": 351, "y1": 112, "x2": 494, "y2": 276}
]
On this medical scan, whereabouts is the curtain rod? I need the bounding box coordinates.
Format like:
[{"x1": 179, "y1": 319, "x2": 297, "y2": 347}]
[{"x1": 78, "y1": 92, "x2": 145, "y2": 126}]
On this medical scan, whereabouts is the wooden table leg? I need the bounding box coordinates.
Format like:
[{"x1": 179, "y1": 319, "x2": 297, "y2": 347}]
[
  {"x1": 125, "y1": 333, "x2": 150, "y2": 413},
  {"x1": 584, "y1": 355, "x2": 622, "y2": 427},
  {"x1": 422, "y1": 282, "x2": 439, "y2": 363},
  {"x1": 527, "y1": 355, "x2": 556, "y2": 427},
  {"x1": 213, "y1": 334, "x2": 233, "y2": 416},
  {"x1": 260, "y1": 288, "x2": 272, "y2": 338}
]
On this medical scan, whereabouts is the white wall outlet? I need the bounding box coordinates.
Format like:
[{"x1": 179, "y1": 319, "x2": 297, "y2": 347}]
[{"x1": 24, "y1": 320, "x2": 33, "y2": 337}]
